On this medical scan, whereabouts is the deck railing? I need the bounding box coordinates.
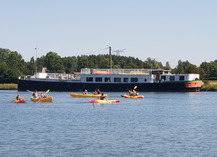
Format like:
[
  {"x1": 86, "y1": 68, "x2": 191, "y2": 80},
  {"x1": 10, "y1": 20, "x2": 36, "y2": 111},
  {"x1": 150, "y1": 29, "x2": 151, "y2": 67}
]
[{"x1": 81, "y1": 68, "x2": 163, "y2": 75}]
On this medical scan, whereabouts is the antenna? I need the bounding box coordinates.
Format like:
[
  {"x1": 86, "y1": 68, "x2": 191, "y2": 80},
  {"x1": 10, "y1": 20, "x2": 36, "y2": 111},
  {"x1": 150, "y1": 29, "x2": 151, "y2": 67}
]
[
  {"x1": 35, "y1": 45, "x2": 37, "y2": 73},
  {"x1": 113, "y1": 48, "x2": 126, "y2": 56}
]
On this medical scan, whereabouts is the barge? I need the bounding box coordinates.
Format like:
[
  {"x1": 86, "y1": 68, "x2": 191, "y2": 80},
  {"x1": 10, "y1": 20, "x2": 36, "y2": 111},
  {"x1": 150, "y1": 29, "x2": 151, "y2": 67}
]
[{"x1": 18, "y1": 68, "x2": 202, "y2": 92}]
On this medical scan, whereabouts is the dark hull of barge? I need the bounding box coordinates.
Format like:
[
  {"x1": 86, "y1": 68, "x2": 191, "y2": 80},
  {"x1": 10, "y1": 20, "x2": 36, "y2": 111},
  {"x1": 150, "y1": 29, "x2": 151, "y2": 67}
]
[{"x1": 18, "y1": 80, "x2": 201, "y2": 92}]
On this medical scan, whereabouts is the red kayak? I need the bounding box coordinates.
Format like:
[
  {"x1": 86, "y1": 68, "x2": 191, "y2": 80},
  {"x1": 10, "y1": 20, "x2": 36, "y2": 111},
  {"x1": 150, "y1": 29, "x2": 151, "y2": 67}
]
[
  {"x1": 90, "y1": 99, "x2": 120, "y2": 104},
  {"x1": 14, "y1": 100, "x2": 26, "y2": 103}
]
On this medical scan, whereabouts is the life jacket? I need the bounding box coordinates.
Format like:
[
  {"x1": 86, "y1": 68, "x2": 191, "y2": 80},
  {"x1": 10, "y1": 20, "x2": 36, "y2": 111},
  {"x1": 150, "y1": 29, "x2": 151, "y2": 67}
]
[{"x1": 100, "y1": 95, "x2": 105, "y2": 100}]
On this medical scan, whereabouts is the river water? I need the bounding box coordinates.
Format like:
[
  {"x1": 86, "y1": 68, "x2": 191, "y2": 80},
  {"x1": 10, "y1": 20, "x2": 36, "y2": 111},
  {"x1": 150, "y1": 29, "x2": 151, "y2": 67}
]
[{"x1": 1, "y1": 90, "x2": 217, "y2": 157}]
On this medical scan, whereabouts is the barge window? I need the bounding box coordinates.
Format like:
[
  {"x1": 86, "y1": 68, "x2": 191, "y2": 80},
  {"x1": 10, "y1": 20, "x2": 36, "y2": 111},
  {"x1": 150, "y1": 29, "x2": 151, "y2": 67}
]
[
  {"x1": 161, "y1": 76, "x2": 166, "y2": 81},
  {"x1": 86, "y1": 77, "x2": 93, "y2": 82},
  {"x1": 131, "y1": 78, "x2": 138, "y2": 82},
  {"x1": 170, "y1": 76, "x2": 175, "y2": 81},
  {"x1": 114, "y1": 78, "x2": 121, "y2": 82},
  {"x1": 105, "y1": 77, "x2": 111, "y2": 82},
  {"x1": 95, "y1": 77, "x2": 102, "y2": 82},
  {"x1": 124, "y1": 78, "x2": 128, "y2": 82},
  {"x1": 179, "y1": 76, "x2": 185, "y2": 81}
]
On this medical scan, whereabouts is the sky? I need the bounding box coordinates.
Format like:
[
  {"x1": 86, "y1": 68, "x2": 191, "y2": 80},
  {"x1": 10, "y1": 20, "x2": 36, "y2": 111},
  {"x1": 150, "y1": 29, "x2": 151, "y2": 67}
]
[{"x1": 1, "y1": 0, "x2": 217, "y2": 68}]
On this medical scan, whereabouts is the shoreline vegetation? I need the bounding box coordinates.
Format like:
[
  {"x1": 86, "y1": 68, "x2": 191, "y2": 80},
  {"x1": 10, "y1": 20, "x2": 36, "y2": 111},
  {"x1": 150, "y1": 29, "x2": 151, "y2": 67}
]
[
  {"x1": 201, "y1": 80, "x2": 217, "y2": 91},
  {"x1": 0, "y1": 84, "x2": 17, "y2": 90},
  {"x1": 1, "y1": 81, "x2": 217, "y2": 91}
]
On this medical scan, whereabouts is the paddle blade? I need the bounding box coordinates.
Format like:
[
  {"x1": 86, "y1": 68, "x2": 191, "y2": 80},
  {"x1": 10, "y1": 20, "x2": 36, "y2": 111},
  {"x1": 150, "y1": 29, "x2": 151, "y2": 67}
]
[
  {"x1": 21, "y1": 96, "x2": 26, "y2": 99},
  {"x1": 46, "y1": 89, "x2": 50, "y2": 94},
  {"x1": 134, "y1": 86, "x2": 137, "y2": 89}
]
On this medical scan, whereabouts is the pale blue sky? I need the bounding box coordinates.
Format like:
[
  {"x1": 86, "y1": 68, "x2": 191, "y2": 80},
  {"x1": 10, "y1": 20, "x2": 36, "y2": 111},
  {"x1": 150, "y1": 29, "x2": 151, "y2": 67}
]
[{"x1": 1, "y1": 0, "x2": 217, "y2": 67}]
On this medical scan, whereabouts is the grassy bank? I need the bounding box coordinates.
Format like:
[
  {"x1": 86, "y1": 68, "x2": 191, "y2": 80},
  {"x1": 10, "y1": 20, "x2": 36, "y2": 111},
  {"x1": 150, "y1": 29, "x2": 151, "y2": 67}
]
[
  {"x1": 202, "y1": 80, "x2": 217, "y2": 91},
  {"x1": 0, "y1": 84, "x2": 17, "y2": 90}
]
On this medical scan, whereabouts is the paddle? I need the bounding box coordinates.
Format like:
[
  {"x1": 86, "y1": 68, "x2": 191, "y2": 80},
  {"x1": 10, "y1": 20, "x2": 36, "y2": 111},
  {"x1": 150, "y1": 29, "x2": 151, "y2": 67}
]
[
  {"x1": 44, "y1": 89, "x2": 50, "y2": 96},
  {"x1": 27, "y1": 90, "x2": 33, "y2": 93},
  {"x1": 134, "y1": 86, "x2": 137, "y2": 90},
  {"x1": 92, "y1": 99, "x2": 95, "y2": 107}
]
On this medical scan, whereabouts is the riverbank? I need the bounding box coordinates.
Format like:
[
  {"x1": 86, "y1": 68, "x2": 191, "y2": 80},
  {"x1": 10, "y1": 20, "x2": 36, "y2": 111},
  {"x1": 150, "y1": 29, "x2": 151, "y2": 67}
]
[
  {"x1": 0, "y1": 84, "x2": 17, "y2": 90},
  {"x1": 201, "y1": 80, "x2": 217, "y2": 91}
]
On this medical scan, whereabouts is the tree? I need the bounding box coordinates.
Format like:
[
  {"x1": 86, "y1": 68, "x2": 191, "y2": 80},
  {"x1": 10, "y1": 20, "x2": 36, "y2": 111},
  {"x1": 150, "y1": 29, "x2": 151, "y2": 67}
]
[
  {"x1": 99, "y1": 58, "x2": 110, "y2": 68},
  {"x1": 164, "y1": 62, "x2": 171, "y2": 70},
  {"x1": 44, "y1": 52, "x2": 64, "y2": 73},
  {"x1": 77, "y1": 56, "x2": 89, "y2": 70},
  {"x1": 26, "y1": 57, "x2": 36, "y2": 75},
  {"x1": 62, "y1": 57, "x2": 77, "y2": 73},
  {"x1": 143, "y1": 57, "x2": 163, "y2": 69},
  {"x1": 0, "y1": 48, "x2": 10, "y2": 64},
  {"x1": 200, "y1": 61, "x2": 217, "y2": 79}
]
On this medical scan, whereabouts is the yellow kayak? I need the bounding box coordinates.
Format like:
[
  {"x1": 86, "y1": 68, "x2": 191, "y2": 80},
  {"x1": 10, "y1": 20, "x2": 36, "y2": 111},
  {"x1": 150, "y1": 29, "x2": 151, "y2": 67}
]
[
  {"x1": 31, "y1": 97, "x2": 53, "y2": 102},
  {"x1": 124, "y1": 95, "x2": 144, "y2": 99},
  {"x1": 70, "y1": 93, "x2": 107, "y2": 98}
]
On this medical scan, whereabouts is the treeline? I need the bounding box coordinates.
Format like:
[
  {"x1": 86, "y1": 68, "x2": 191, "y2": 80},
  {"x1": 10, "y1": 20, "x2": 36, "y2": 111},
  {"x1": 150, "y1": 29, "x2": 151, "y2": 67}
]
[{"x1": 0, "y1": 48, "x2": 216, "y2": 83}]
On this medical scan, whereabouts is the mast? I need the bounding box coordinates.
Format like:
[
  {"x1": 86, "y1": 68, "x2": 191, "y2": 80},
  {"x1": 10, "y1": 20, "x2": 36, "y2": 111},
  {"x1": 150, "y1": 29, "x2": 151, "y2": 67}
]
[
  {"x1": 35, "y1": 45, "x2": 37, "y2": 73},
  {"x1": 109, "y1": 46, "x2": 112, "y2": 70}
]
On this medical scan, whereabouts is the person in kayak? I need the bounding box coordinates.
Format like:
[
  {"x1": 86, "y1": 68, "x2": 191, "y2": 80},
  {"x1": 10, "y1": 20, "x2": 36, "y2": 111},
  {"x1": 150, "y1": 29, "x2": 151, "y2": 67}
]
[
  {"x1": 133, "y1": 89, "x2": 139, "y2": 96},
  {"x1": 129, "y1": 90, "x2": 134, "y2": 96},
  {"x1": 83, "y1": 90, "x2": 88, "y2": 95},
  {"x1": 100, "y1": 93, "x2": 108, "y2": 100},
  {"x1": 32, "y1": 90, "x2": 39, "y2": 98},
  {"x1": 94, "y1": 89, "x2": 101, "y2": 95},
  {"x1": 40, "y1": 92, "x2": 46, "y2": 98},
  {"x1": 15, "y1": 94, "x2": 21, "y2": 100}
]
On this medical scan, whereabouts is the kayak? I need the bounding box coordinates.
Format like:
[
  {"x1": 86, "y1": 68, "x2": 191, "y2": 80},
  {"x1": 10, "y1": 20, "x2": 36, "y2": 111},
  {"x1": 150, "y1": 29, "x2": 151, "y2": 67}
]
[
  {"x1": 90, "y1": 99, "x2": 120, "y2": 104},
  {"x1": 124, "y1": 94, "x2": 144, "y2": 99},
  {"x1": 31, "y1": 97, "x2": 53, "y2": 102},
  {"x1": 14, "y1": 100, "x2": 26, "y2": 103},
  {"x1": 70, "y1": 93, "x2": 107, "y2": 98}
]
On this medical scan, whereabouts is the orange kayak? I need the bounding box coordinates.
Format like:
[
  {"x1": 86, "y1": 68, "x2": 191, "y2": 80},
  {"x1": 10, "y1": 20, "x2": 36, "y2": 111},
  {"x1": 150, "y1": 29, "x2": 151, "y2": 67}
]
[{"x1": 31, "y1": 97, "x2": 53, "y2": 102}]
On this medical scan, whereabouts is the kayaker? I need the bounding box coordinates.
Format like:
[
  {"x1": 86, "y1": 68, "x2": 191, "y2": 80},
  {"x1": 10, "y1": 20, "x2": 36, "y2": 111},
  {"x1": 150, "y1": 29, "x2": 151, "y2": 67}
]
[
  {"x1": 100, "y1": 93, "x2": 107, "y2": 100},
  {"x1": 129, "y1": 90, "x2": 134, "y2": 96},
  {"x1": 133, "y1": 89, "x2": 139, "y2": 96},
  {"x1": 15, "y1": 94, "x2": 21, "y2": 100},
  {"x1": 94, "y1": 89, "x2": 101, "y2": 95},
  {"x1": 40, "y1": 92, "x2": 46, "y2": 98},
  {"x1": 32, "y1": 90, "x2": 38, "y2": 98},
  {"x1": 83, "y1": 90, "x2": 88, "y2": 95},
  {"x1": 97, "y1": 89, "x2": 101, "y2": 94}
]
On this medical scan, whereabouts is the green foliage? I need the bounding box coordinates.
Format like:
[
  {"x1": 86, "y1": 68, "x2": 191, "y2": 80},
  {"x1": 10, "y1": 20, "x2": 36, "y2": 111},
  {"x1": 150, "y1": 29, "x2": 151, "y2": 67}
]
[
  {"x1": 0, "y1": 49, "x2": 26, "y2": 83},
  {"x1": 143, "y1": 57, "x2": 163, "y2": 69},
  {"x1": 26, "y1": 57, "x2": 36, "y2": 75},
  {"x1": 164, "y1": 62, "x2": 171, "y2": 70},
  {"x1": 62, "y1": 56, "x2": 77, "y2": 73},
  {"x1": 200, "y1": 61, "x2": 217, "y2": 79},
  {"x1": 44, "y1": 52, "x2": 64, "y2": 73},
  {"x1": 0, "y1": 83, "x2": 17, "y2": 89}
]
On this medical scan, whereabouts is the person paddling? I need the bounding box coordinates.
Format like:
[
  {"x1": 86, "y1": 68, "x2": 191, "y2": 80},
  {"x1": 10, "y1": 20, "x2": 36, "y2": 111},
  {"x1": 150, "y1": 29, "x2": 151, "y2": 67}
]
[
  {"x1": 129, "y1": 90, "x2": 134, "y2": 96},
  {"x1": 94, "y1": 89, "x2": 101, "y2": 95},
  {"x1": 132, "y1": 89, "x2": 139, "y2": 96},
  {"x1": 15, "y1": 94, "x2": 21, "y2": 100},
  {"x1": 83, "y1": 90, "x2": 88, "y2": 95},
  {"x1": 100, "y1": 93, "x2": 108, "y2": 100},
  {"x1": 32, "y1": 90, "x2": 38, "y2": 98},
  {"x1": 40, "y1": 92, "x2": 46, "y2": 98}
]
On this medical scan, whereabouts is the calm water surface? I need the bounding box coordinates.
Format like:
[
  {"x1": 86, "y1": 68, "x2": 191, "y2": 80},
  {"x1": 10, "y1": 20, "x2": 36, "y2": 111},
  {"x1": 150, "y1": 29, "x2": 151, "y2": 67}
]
[{"x1": 1, "y1": 90, "x2": 217, "y2": 157}]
